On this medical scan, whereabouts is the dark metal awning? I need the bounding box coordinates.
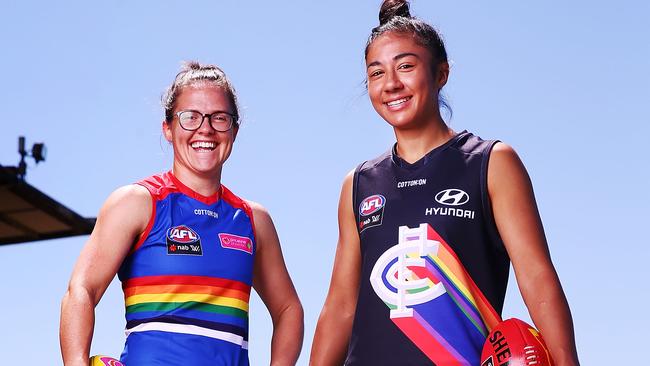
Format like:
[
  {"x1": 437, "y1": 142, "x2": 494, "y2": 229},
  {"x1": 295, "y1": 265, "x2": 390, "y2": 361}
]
[{"x1": 0, "y1": 165, "x2": 95, "y2": 246}]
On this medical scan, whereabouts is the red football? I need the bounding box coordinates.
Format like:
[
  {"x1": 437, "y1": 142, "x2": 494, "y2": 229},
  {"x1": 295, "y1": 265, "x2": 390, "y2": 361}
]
[{"x1": 480, "y1": 318, "x2": 553, "y2": 366}]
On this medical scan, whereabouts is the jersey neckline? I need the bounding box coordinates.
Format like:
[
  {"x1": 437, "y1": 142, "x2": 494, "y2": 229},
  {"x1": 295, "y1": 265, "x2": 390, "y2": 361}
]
[
  {"x1": 166, "y1": 171, "x2": 222, "y2": 205},
  {"x1": 391, "y1": 130, "x2": 469, "y2": 171}
]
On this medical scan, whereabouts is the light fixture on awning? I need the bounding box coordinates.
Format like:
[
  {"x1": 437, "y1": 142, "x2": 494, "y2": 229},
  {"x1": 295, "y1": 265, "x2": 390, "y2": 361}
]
[{"x1": 0, "y1": 137, "x2": 95, "y2": 246}]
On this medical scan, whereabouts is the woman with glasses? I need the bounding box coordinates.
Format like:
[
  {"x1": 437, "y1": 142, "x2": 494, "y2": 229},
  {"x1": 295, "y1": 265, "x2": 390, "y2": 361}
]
[
  {"x1": 310, "y1": 1, "x2": 579, "y2": 365},
  {"x1": 60, "y1": 61, "x2": 303, "y2": 366}
]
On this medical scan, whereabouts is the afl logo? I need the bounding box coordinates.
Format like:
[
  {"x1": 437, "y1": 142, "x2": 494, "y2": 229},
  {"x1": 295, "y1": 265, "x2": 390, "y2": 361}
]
[
  {"x1": 166, "y1": 225, "x2": 203, "y2": 255},
  {"x1": 167, "y1": 225, "x2": 200, "y2": 243},
  {"x1": 359, "y1": 194, "x2": 386, "y2": 216},
  {"x1": 435, "y1": 189, "x2": 469, "y2": 206}
]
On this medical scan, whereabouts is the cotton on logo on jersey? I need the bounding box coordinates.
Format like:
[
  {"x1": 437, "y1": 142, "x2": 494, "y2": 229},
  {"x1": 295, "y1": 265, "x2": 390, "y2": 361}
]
[
  {"x1": 397, "y1": 178, "x2": 427, "y2": 188},
  {"x1": 194, "y1": 208, "x2": 219, "y2": 219},
  {"x1": 166, "y1": 225, "x2": 203, "y2": 255},
  {"x1": 359, "y1": 194, "x2": 386, "y2": 232},
  {"x1": 426, "y1": 188, "x2": 475, "y2": 219}
]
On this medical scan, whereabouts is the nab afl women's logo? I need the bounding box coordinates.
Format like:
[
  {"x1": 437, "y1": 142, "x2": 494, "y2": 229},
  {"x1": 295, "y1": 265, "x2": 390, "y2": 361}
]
[
  {"x1": 166, "y1": 225, "x2": 203, "y2": 255},
  {"x1": 359, "y1": 194, "x2": 386, "y2": 232}
]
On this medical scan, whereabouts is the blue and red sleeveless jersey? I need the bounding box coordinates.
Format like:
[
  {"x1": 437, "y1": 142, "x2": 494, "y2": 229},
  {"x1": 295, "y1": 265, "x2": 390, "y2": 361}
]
[
  {"x1": 346, "y1": 131, "x2": 510, "y2": 365},
  {"x1": 117, "y1": 171, "x2": 256, "y2": 366}
]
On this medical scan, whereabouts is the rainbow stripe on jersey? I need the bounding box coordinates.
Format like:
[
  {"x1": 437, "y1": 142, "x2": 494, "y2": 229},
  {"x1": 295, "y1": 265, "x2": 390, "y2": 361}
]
[{"x1": 123, "y1": 274, "x2": 251, "y2": 348}]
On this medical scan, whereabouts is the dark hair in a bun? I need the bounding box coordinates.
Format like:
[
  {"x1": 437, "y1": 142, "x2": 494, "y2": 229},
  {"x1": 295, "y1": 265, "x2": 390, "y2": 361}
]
[
  {"x1": 366, "y1": 0, "x2": 448, "y2": 67},
  {"x1": 378, "y1": 0, "x2": 411, "y2": 25},
  {"x1": 366, "y1": 0, "x2": 450, "y2": 116}
]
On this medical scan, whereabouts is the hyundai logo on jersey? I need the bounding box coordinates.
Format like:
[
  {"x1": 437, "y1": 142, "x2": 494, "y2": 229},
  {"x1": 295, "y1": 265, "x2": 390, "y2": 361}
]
[
  {"x1": 428, "y1": 189, "x2": 475, "y2": 219},
  {"x1": 166, "y1": 225, "x2": 203, "y2": 255},
  {"x1": 359, "y1": 194, "x2": 386, "y2": 232},
  {"x1": 435, "y1": 189, "x2": 470, "y2": 206}
]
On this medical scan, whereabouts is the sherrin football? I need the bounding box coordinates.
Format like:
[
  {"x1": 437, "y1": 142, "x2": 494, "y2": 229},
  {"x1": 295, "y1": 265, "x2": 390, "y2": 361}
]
[
  {"x1": 481, "y1": 318, "x2": 553, "y2": 366},
  {"x1": 89, "y1": 355, "x2": 124, "y2": 366}
]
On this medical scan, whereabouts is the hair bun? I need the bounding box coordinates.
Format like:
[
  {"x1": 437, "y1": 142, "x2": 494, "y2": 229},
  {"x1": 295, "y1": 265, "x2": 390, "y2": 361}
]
[{"x1": 379, "y1": 0, "x2": 411, "y2": 25}]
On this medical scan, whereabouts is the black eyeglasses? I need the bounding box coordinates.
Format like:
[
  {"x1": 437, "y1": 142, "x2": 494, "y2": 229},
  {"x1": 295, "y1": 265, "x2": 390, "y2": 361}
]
[{"x1": 175, "y1": 110, "x2": 237, "y2": 132}]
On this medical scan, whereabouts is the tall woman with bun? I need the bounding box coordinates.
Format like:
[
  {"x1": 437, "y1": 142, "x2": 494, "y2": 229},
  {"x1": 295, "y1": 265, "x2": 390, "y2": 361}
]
[
  {"x1": 311, "y1": 1, "x2": 579, "y2": 365},
  {"x1": 60, "y1": 62, "x2": 303, "y2": 366}
]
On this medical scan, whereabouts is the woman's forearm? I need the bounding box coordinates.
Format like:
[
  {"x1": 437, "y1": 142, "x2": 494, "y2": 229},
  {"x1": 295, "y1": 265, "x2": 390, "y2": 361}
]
[
  {"x1": 269, "y1": 301, "x2": 304, "y2": 366},
  {"x1": 60, "y1": 286, "x2": 96, "y2": 366},
  {"x1": 522, "y1": 271, "x2": 580, "y2": 366}
]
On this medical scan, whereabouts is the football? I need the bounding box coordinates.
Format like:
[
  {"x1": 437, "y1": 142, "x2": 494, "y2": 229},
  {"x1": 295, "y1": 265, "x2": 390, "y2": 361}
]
[
  {"x1": 480, "y1": 318, "x2": 553, "y2": 366},
  {"x1": 89, "y1": 355, "x2": 124, "y2": 366}
]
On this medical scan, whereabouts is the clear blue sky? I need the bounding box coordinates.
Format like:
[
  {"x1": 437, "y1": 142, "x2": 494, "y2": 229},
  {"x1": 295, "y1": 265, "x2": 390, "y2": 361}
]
[{"x1": 1, "y1": 1, "x2": 648, "y2": 364}]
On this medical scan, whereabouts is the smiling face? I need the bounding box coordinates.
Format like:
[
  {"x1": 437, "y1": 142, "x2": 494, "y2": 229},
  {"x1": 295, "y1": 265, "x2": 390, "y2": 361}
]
[
  {"x1": 163, "y1": 83, "x2": 238, "y2": 180},
  {"x1": 366, "y1": 32, "x2": 448, "y2": 130}
]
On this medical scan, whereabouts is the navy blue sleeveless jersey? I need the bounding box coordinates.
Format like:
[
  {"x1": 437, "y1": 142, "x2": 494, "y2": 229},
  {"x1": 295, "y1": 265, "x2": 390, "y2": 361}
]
[{"x1": 345, "y1": 131, "x2": 510, "y2": 366}]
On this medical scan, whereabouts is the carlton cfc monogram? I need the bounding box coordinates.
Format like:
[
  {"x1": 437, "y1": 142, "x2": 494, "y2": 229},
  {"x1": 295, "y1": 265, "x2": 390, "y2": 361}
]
[
  {"x1": 369, "y1": 223, "x2": 501, "y2": 365},
  {"x1": 370, "y1": 225, "x2": 446, "y2": 316}
]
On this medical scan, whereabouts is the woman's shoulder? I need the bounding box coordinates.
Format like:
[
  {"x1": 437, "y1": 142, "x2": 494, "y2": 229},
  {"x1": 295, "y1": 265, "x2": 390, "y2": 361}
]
[
  {"x1": 93, "y1": 183, "x2": 152, "y2": 238},
  {"x1": 102, "y1": 183, "x2": 151, "y2": 213},
  {"x1": 242, "y1": 199, "x2": 277, "y2": 246},
  {"x1": 490, "y1": 140, "x2": 517, "y2": 154},
  {"x1": 244, "y1": 199, "x2": 268, "y2": 217},
  {"x1": 487, "y1": 142, "x2": 530, "y2": 193},
  {"x1": 489, "y1": 141, "x2": 522, "y2": 166}
]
